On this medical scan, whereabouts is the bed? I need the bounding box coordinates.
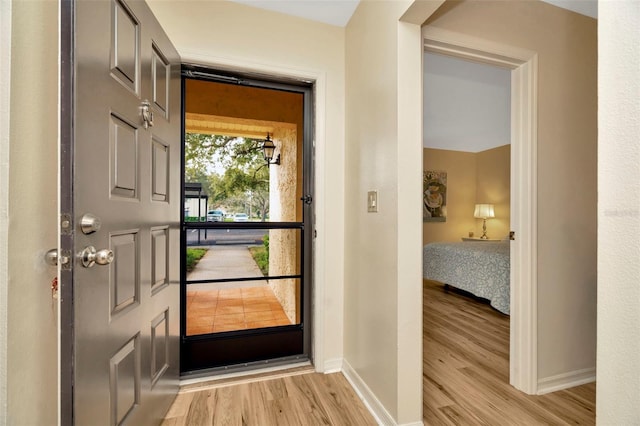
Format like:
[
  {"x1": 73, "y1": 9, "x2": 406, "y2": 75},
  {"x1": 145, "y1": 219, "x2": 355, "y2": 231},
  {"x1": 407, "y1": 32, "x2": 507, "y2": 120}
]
[{"x1": 423, "y1": 241, "x2": 510, "y2": 314}]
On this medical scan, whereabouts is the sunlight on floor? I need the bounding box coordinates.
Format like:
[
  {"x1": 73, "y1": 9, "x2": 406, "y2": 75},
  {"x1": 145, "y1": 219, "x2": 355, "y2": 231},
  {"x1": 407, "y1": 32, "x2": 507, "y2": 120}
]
[{"x1": 186, "y1": 285, "x2": 292, "y2": 335}]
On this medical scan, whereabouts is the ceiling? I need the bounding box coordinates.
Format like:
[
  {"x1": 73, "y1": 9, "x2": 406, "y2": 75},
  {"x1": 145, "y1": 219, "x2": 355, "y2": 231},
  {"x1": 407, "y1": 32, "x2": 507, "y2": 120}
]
[
  {"x1": 229, "y1": 0, "x2": 597, "y2": 27},
  {"x1": 423, "y1": 52, "x2": 511, "y2": 152},
  {"x1": 229, "y1": 0, "x2": 360, "y2": 27}
]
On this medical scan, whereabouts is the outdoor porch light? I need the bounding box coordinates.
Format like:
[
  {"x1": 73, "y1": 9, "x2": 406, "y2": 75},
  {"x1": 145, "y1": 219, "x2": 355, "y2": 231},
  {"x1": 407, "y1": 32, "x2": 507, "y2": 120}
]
[
  {"x1": 474, "y1": 203, "x2": 495, "y2": 239},
  {"x1": 262, "y1": 133, "x2": 280, "y2": 166}
]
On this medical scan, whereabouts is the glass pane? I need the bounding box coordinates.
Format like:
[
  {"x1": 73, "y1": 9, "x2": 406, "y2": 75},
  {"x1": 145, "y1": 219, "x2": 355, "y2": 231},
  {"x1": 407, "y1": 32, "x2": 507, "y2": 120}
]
[
  {"x1": 183, "y1": 133, "x2": 302, "y2": 223},
  {"x1": 186, "y1": 278, "x2": 301, "y2": 336},
  {"x1": 185, "y1": 228, "x2": 301, "y2": 282}
]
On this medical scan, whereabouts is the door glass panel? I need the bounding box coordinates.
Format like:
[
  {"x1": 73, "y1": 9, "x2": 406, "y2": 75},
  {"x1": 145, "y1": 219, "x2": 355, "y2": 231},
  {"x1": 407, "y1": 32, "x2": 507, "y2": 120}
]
[
  {"x1": 185, "y1": 227, "x2": 302, "y2": 336},
  {"x1": 181, "y1": 75, "x2": 310, "y2": 372},
  {"x1": 185, "y1": 227, "x2": 301, "y2": 280},
  {"x1": 184, "y1": 132, "x2": 301, "y2": 223},
  {"x1": 186, "y1": 278, "x2": 300, "y2": 336},
  {"x1": 183, "y1": 130, "x2": 303, "y2": 337}
]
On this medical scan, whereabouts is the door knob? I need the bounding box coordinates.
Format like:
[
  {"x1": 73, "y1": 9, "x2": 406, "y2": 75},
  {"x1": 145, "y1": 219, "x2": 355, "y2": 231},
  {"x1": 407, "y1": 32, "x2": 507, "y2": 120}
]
[{"x1": 80, "y1": 246, "x2": 114, "y2": 268}]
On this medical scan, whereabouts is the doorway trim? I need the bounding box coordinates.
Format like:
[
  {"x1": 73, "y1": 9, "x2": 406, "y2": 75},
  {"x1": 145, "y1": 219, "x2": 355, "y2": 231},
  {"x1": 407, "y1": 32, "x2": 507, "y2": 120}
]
[
  {"x1": 422, "y1": 26, "x2": 539, "y2": 394},
  {"x1": 179, "y1": 51, "x2": 328, "y2": 372}
]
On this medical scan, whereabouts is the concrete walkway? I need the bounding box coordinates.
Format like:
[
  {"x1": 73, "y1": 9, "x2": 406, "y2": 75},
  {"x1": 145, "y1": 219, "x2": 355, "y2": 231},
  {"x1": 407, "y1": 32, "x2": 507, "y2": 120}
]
[{"x1": 187, "y1": 245, "x2": 267, "y2": 291}]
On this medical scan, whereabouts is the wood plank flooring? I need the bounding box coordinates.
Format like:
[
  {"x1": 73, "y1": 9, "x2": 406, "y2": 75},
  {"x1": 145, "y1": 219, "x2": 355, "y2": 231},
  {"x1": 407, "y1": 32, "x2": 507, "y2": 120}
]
[
  {"x1": 423, "y1": 279, "x2": 596, "y2": 425},
  {"x1": 162, "y1": 370, "x2": 377, "y2": 426},
  {"x1": 164, "y1": 279, "x2": 595, "y2": 425}
]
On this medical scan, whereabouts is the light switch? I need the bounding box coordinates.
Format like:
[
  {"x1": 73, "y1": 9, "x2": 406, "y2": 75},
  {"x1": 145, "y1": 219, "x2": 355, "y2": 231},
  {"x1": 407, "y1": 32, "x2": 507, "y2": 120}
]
[{"x1": 367, "y1": 190, "x2": 378, "y2": 213}]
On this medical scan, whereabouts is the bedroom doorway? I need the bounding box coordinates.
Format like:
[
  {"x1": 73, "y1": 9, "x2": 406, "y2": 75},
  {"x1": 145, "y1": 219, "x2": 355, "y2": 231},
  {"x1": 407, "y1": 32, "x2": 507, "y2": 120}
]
[{"x1": 422, "y1": 26, "x2": 539, "y2": 395}]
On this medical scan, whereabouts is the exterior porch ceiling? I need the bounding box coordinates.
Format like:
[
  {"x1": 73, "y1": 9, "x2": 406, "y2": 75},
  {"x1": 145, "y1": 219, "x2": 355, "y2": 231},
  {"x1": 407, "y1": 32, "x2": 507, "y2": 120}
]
[{"x1": 185, "y1": 113, "x2": 276, "y2": 139}]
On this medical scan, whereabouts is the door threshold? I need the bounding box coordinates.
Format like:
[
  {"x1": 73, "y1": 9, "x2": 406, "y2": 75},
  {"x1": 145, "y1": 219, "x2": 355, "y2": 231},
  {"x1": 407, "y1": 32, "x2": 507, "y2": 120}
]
[{"x1": 178, "y1": 361, "x2": 314, "y2": 393}]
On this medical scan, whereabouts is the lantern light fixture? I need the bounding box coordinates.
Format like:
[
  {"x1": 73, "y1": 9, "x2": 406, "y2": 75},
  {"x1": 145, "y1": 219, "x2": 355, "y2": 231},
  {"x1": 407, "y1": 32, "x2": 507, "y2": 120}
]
[{"x1": 262, "y1": 133, "x2": 280, "y2": 166}]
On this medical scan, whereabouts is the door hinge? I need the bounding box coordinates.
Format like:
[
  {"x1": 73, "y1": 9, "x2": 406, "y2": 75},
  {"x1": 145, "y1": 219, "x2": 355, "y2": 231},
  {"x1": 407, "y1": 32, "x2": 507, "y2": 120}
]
[{"x1": 301, "y1": 195, "x2": 313, "y2": 205}]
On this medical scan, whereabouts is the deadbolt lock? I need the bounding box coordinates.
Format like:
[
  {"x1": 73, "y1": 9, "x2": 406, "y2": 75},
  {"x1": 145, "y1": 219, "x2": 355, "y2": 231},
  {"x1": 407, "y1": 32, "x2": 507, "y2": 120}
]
[{"x1": 80, "y1": 213, "x2": 102, "y2": 235}]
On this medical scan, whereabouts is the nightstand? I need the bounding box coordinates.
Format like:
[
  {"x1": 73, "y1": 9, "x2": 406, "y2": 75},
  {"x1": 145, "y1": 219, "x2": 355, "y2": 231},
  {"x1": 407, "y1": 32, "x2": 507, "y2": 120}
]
[{"x1": 461, "y1": 237, "x2": 501, "y2": 242}]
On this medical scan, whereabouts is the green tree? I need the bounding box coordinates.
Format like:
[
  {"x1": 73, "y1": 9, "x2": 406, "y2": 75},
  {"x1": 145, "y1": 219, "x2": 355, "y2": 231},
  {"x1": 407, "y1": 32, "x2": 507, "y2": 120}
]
[{"x1": 184, "y1": 133, "x2": 270, "y2": 220}]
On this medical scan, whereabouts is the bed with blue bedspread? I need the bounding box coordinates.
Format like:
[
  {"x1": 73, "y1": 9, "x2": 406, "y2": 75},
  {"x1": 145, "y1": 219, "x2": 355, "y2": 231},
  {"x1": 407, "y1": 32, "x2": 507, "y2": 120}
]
[{"x1": 423, "y1": 241, "x2": 510, "y2": 315}]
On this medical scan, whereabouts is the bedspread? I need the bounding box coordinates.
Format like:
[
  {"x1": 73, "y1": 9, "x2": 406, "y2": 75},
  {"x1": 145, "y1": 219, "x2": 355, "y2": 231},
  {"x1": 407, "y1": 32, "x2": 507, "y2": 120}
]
[{"x1": 423, "y1": 241, "x2": 510, "y2": 314}]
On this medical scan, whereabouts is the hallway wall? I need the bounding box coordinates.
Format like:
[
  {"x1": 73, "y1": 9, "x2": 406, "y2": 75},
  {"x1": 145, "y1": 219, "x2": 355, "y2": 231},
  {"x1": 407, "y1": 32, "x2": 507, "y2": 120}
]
[
  {"x1": 6, "y1": 1, "x2": 59, "y2": 424},
  {"x1": 597, "y1": 1, "x2": 640, "y2": 422},
  {"x1": 148, "y1": 0, "x2": 346, "y2": 371},
  {"x1": 344, "y1": 0, "x2": 428, "y2": 423}
]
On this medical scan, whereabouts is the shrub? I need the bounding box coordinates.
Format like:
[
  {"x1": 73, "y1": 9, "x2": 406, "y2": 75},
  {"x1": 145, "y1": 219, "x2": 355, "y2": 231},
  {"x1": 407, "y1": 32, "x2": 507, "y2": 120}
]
[
  {"x1": 186, "y1": 248, "x2": 207, "y2": 272},
  {"x1": 249, "y1": 235, "x2": 270, "y2": 276}
]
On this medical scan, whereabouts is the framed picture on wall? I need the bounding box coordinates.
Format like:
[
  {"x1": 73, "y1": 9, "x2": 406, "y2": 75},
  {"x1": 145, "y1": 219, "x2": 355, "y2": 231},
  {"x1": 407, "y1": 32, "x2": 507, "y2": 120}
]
[{"x1": 423, "y1": 170, "x2": 447, "y2": 222}]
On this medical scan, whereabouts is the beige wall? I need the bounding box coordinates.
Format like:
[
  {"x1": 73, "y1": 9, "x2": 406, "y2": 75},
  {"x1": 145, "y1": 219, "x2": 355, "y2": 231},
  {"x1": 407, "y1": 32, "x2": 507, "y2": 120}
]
[
  {"x1": 476, "y1": 145, "x2": 510, "y2": 240},
  {"x1": 148, "y1": 0, "x2": 346, "y2": 369},
  {"x1": 423, "y1": 145, "x2": 510, "y2": 245},
  {"x1": 426, "y1": 0, "x2": 597, "y2": 382},
  {"x1": 345, "y1": 0, "x2": 400, "y2": 417},
  {"x1": 6, "y1": 1, "x2": 59, "y2": 424},
  {"x1": 597, "y1": 2, "x2": 640, "y2": 422},
  {"x1": 0, "y1": 0, "x2": 9, "y2": 421},
  {"x1": 423, "y1": 148, "x2": 477, "y2": 243},
  {"x1": 345, "y1": 0, "x2": 424, "y2": 423}
]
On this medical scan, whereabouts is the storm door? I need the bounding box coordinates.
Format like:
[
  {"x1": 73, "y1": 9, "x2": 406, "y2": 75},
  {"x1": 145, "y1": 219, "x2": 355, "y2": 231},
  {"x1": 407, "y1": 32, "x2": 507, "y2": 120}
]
[
  {"x1": 180, "y1": 67, "x2": 314, "y2": 373},
  {"x1": 60, "y1": 0, "x2": 181, "y2": 424}
]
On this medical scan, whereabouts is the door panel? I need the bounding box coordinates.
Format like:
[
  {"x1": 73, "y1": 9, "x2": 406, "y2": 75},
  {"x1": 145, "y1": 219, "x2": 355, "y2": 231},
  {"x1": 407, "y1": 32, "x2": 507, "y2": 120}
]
[{"x1": 74, "y1": 0, "x2": 180, "y2": 424}]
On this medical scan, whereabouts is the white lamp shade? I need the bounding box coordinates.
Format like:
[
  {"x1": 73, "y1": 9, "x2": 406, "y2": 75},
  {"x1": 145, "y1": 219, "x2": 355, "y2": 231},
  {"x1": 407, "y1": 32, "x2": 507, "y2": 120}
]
[{"x1": 474, "y1": 204, "x2": 495, "y2": 219}]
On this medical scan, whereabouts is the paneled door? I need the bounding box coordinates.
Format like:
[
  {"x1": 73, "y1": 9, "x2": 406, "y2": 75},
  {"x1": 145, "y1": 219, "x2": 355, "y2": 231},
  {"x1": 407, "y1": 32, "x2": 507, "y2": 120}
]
[{"x1": 66, "y1": 0, "x2": 181, "y2": 424}]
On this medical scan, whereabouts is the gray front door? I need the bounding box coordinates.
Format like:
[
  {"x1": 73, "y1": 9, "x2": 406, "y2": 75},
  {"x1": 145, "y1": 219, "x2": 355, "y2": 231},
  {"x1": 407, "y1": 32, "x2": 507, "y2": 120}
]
[{"x1": 70, "y1": 0, "x2": 180, "y2": 423}]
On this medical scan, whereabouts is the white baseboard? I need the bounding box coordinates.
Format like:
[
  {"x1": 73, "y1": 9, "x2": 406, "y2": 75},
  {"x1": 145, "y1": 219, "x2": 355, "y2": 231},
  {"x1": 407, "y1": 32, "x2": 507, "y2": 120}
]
[
  {"x1": 322, "y1": 357, "x2": 343, "y2": 374},
  {"x1": 342, "y1": 359, "x2": 397, "y2": 426},
  {"x1": 536, "y1": 367, "x2": 596, "y2": 395}
]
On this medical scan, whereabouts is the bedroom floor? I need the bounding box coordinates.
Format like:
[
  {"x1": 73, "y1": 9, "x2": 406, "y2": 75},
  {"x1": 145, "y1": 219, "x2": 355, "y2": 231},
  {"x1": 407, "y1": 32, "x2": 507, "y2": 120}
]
[{"x1": 423, "y1": 279, "x2": 596, "y2": 425}]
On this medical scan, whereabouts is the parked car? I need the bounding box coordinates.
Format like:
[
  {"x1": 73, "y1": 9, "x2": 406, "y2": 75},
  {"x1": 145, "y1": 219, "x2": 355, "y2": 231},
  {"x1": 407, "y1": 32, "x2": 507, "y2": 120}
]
[
  {"x1": 233, "y1": 213, "x2": 249, "y2": 222},
  {"x1": 206, "y1": 210, "x2": 224, "y2": 222}
]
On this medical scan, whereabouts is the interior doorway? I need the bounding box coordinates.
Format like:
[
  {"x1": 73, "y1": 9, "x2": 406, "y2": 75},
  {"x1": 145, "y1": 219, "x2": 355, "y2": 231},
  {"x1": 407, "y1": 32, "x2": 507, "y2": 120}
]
[
  {"x1": 422, "y1": 26, "x2": 539, "y2": 394},
  {"x1": 180, "y1": 66, "x2": 314, "y2": 375},
  {"x1": 422, "y1": 49, "x2": 513, "y2": 418}
]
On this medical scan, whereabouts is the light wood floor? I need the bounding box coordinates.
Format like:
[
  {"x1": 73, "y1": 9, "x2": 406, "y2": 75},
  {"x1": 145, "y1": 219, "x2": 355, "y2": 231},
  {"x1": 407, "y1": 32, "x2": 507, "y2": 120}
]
[
  {"x1": 423, "y1": 279, "x2": 596, "y2": 425},
  {"x1": 162, "y1": 369, "x2": 376, "y2": 425},
  {"x1": 164, "y1": 280, "x2": 596, "y2": 425}
]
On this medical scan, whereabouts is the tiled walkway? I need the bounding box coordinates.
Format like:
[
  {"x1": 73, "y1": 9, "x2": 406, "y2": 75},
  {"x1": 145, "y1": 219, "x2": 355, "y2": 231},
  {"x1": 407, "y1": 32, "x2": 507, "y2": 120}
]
[{"x1": 186, "y1": 285, "x2": 292, "y2": 335}]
